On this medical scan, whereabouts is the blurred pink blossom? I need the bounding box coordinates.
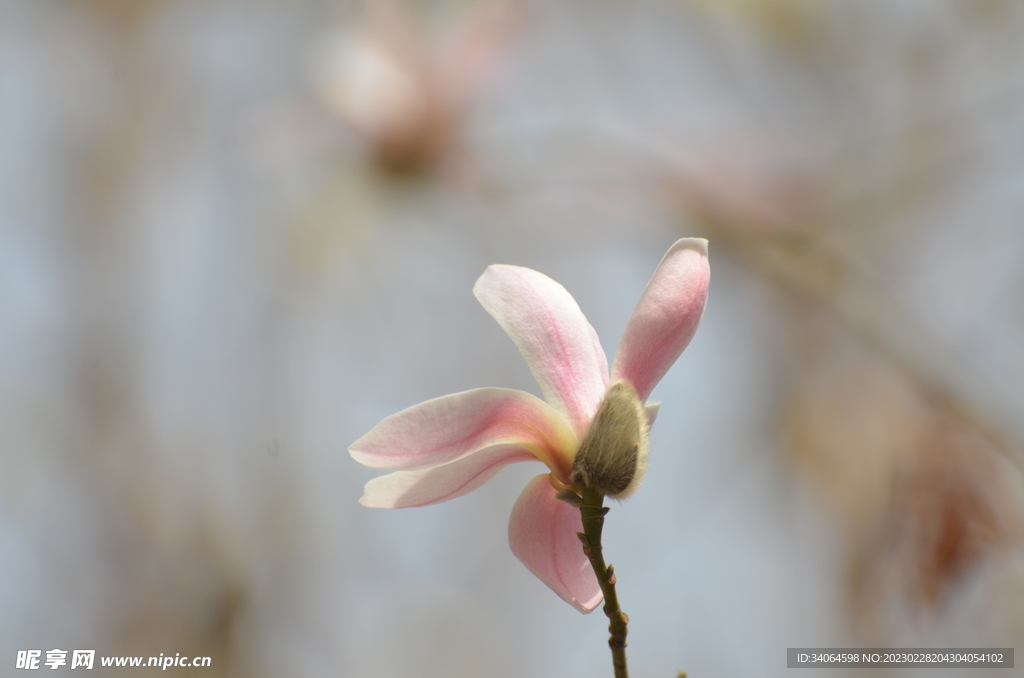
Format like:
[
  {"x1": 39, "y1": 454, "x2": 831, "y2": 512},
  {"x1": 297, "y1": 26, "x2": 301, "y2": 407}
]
[{"x1": 311, "y1": 0, "x2": 518, "y2": 172}]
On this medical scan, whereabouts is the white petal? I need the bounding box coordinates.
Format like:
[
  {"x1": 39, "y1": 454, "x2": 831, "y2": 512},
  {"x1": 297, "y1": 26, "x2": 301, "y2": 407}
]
[{"x1": 360, "y1": 445, "x2": 536, "y2": 508}]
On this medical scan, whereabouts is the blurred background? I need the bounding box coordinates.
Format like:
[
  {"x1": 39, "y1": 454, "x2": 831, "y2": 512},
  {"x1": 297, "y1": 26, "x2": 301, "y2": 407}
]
[{"x1": 2, "y1": 0, "x2": 1024, "y2": 676}]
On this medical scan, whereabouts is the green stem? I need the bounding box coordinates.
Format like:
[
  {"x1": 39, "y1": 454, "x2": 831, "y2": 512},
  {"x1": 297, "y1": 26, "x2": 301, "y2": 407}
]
[{"x1": 579, "y1": 487, "x2": 629, "y2": 678}]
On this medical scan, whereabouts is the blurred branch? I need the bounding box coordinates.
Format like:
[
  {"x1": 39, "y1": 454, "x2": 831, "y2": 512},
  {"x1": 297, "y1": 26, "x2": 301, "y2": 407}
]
[{"x1": 714, "y1": 230, "x2": 1024, "y2": 474}]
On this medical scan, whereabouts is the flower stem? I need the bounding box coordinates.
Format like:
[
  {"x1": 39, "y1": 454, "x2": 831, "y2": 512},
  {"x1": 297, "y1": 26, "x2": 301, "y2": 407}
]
[{"x1": 579, "y1": 487, "x2": 629, "y2": 678}]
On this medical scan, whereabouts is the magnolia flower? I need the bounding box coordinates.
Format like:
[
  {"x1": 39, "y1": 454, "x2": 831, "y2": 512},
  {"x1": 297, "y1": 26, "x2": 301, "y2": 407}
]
[
  {"x1": 350, "y1": 239, "x2": 710, "y2": 611},
  {"x1": 311, "y1": 0, "x2": 518, "y2": 172}
]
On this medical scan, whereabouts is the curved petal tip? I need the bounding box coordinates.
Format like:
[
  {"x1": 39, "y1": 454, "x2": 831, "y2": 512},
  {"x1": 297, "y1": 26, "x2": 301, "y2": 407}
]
[{"x1": 611, "y1": 238, "x2": 710, "y2": 402}]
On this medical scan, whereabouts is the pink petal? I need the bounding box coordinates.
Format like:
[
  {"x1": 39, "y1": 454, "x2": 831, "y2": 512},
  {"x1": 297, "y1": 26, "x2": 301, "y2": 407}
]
[
  {"x1": 350, "y1": 388, "x2": 577, "y2": 481},
  {"x1": 360, "y1": 444, "x2": 536, "y2": 508},
  {"x1": 474, "y1": 265, "x2": 609, "y2": 437},
  {"x1": 508, "y1": 474, "x2": 602, "y2": 613},
  {"x1": 645, "y1": 402, "x2": 660, "y2": 427},
  {"x1": 611, "y1": 238, "x2": 710, "y2": 402}
]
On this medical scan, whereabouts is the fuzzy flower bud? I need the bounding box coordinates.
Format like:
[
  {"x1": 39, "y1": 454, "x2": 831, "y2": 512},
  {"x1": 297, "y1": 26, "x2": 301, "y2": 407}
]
[{"x1": 570, "y1": 381, "x2": 650, "y2": 498}]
